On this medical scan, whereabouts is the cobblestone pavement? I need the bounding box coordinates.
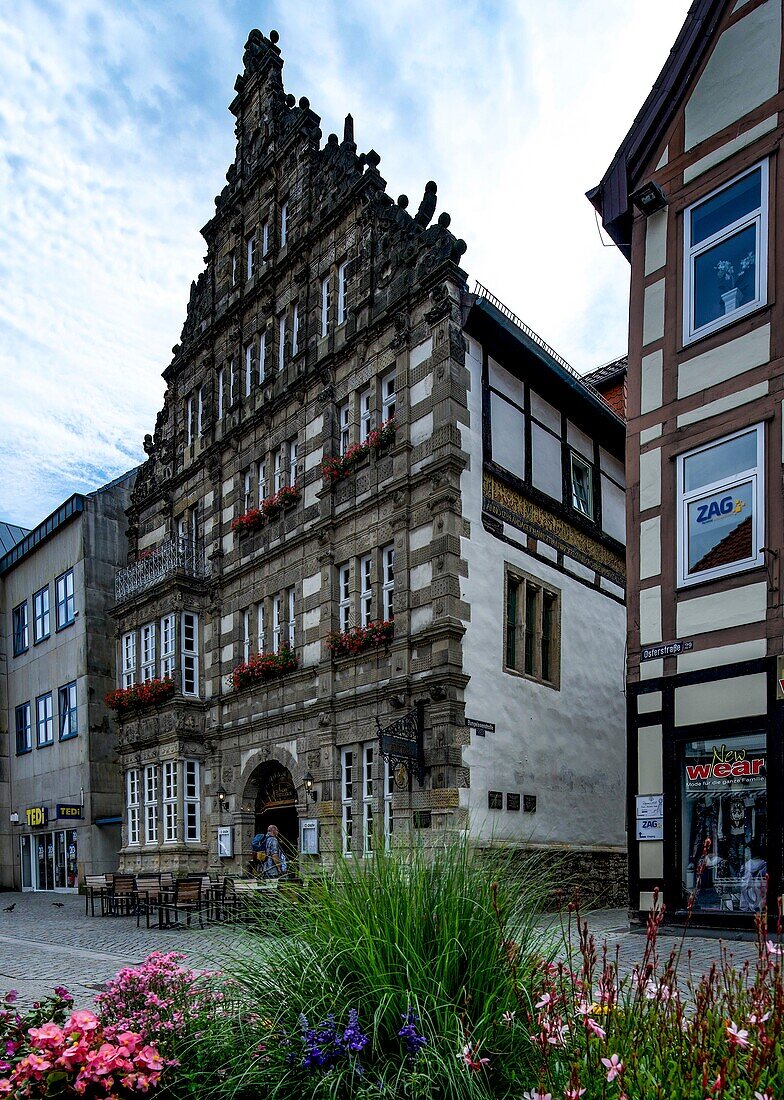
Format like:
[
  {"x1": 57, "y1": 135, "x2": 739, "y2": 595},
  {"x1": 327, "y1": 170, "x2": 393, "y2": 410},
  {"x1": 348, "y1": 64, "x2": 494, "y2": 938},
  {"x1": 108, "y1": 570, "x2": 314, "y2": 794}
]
[{"x1": 0, "y1": 893, "x2": 766, "y2": 1009}]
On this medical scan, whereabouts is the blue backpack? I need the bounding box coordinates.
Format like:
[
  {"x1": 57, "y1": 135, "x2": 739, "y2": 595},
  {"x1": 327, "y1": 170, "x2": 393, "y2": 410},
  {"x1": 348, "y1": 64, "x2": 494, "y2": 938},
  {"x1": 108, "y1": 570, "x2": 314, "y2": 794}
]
[{"x1": 251, "y1": 833, "x2": 267, "y2": 854}]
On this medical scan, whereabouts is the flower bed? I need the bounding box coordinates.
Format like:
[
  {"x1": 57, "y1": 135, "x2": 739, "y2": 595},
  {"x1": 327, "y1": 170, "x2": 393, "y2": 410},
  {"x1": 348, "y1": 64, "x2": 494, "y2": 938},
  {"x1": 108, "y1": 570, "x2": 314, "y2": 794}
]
[
  {"x1": 104, "y1": 677, "x2": 175, "y2": 716},
  {"x1": 326, "y1": 619, "x2": 394, "y2": 657},
  {"x1": 322, "y1": 417, "x2": 397, "y2": 485},
  {"x1": 231, "y1": 484, "x2": 301, "y2": 536},
  {"x1": 231, "y1": 644, "x2": 298, "y2": 690}
]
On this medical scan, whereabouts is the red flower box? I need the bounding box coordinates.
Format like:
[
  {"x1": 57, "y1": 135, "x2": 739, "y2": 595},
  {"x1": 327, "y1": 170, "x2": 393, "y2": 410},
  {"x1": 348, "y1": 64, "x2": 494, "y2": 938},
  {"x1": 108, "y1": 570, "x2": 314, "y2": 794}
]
[
  {"x1": 326, "y1": 619, "x2": 394, "y2": 658},
  {"x1": 231, "y1": 484, "x2": 301, "y2": 535},
  {"x1": 105, "y1": 677, "x2": 176, "y2": 716},
  {"x1": 322, "y1": 418, "x2": 396, "y2": 485},
  {"x1": 231, "y1": 644, "x2": 298, "y2": 690}
]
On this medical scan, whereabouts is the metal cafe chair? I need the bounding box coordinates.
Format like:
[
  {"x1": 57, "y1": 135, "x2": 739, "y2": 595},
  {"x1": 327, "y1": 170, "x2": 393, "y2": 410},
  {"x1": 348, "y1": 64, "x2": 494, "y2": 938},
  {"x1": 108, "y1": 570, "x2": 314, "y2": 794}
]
[{"x1": 84, "y1": 874, "x2": 111, "y2": 917}]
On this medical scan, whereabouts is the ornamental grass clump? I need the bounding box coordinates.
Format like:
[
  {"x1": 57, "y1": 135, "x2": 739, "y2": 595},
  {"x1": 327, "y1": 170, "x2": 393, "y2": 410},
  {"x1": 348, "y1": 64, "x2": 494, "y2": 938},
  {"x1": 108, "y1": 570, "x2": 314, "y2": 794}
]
[{"x1": 209, "y1": 839, "x2": 554, "y2": 1098}]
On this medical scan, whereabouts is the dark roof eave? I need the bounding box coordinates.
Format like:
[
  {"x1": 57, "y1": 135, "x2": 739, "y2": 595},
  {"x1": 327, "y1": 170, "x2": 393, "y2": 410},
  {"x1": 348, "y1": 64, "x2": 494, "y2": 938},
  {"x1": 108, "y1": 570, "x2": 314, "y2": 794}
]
[
  {"x1": 466, "y1": 299, "x2": 625, "y2": 443},
  {"x1": 588, "y1": 0, "x2": 727, "y2": 258}
]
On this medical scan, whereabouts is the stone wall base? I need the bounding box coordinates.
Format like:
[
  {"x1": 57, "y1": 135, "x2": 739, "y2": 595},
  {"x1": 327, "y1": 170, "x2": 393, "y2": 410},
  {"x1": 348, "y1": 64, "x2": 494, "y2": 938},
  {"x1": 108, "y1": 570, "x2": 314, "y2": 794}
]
[{"x1": 476, "y1": 845, "x2": 628, "y2": 910}]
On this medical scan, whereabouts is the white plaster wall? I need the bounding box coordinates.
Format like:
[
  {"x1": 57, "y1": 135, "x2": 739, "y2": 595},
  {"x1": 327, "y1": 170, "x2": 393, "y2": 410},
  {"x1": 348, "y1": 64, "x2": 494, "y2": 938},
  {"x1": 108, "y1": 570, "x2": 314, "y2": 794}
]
[
  {"x1": 601, "y1": 477, "x2": 625, "y2": 542},
  {"x1": 675, "y1": 672, "x2": 766, "y2": 725},
  {"x1": 644, "y1": 209, "x2": 667, "y2": 275},
  {"x1": 676, "y1": 381, "x2": 768, "y2": 427},
  {"x1": 531, "y1": 424, "x2": 562, "y2": 500},
  {"x1": 685, "y1": 0, "x2": 780, "y2": 149},
  {"x1": 410, "y1": 412, "x2": 434, "y2": 447},
  {"x1": 676, "y1": 581, "x2": 766, "y2": 635},
  {"x1": 639, "y1": 586, "x2": 662, "y2": 646},
  {"x1": 677, "y1": 325, "x2": 770, "y2": 398},
  {"x1": 410, "y1": 337, "x2": 433, "y2": 370},
  {"x1": 530, "y1": 391, "x2": 561, "y2": 434},
  {"x1": 489, "y1": 358, "x2": 524, "y2": 405},
  {"x1": 684, "y1": 115, "x2": 777, "y2": 182},
  {"x1": 639, "y1": 449, "x2": 661, "y2": 511},
  {"x1": 642, "y1": 280, "x2": 665, "y2": 346},
  {"x1": 640, "y1": 351, "x2": 663, "y2": 414},
  {"x1": 490, "y1": 394, "x2": 525, "y2": 478},
  {"x1": 458, "y1": 335, "x2": 626, "y2": 849}
]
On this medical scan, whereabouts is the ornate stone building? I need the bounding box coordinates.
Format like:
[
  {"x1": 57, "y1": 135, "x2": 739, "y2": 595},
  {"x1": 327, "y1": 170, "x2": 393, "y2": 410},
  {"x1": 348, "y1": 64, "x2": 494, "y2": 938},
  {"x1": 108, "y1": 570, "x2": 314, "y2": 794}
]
[{"x1": 112, "y1": 30, "x2": 628, "y2": 894}]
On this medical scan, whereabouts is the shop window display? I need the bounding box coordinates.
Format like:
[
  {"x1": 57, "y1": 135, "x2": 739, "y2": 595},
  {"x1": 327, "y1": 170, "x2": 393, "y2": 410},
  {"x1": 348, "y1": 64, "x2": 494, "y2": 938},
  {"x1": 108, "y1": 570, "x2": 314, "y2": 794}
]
[{"x1": 681, "y1": 732, "x2": 766, "y2": 913}]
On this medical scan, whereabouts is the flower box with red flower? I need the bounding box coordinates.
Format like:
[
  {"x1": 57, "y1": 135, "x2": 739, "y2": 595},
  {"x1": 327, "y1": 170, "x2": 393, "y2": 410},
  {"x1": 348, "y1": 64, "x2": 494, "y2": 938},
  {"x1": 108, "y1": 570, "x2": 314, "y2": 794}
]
[
  {"x1": 326, "y1": 619, "x2": 395, "y2": 658},
  {"x1": 231, "y1": 484, "x2": 301, "y2": 536},
  {"x1": 104, "y1": 677, "x2": 176, "y2": 716},
  {"x1": 322, "y1": 418, "x2": 397, "y2": 485},
  {"x1": 230, "y1": 644, "x2": 298, "y2": 690}
]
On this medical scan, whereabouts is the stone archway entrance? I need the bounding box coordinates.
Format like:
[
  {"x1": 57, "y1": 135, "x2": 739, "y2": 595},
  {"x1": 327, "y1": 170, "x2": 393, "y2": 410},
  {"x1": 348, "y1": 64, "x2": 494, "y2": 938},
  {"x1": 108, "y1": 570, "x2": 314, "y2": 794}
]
[{"x1": 248, "y1": 761, "x2": 299, "y2": 866}]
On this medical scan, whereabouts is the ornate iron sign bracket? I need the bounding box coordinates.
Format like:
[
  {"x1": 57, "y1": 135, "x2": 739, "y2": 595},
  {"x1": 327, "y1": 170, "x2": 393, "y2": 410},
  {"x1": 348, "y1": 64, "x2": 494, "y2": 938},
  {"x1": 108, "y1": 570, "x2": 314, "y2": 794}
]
[{"x1": 377, "y1": 702, "x2": 425, "y2": 787}]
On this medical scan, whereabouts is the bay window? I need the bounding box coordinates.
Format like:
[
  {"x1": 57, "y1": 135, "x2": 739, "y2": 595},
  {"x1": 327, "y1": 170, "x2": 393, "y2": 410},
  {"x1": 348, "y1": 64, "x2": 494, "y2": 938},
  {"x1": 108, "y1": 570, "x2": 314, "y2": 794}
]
[
  {"x1": 163, "y1": 761, "x2": 178, "y2": 843},
  {"x1": 341, "y1": 748, "x2": 353, "y2": 855},
  {"x1": 160, "y1": 614, "x2": 175, "y2": 679},
  {"x1": 127, "y1": 769, "x2": 140, "y2": 846},
  {"x1": 382, "y1": 545, "x2": 395, "y2": 621},
  {"x1": 145, "y1": 764, "x2": 158, "y2": 844},
  {"x1": 184, "y1": 761, "x2": 201, "y2": 843},
  {"x1": 677, "y1": 423, "x2": 764, "y2": 587},
  {"x1": 141, "y1": 623, "x2": 156, "y2": 682},
  {"x1": 181, "y1": 612, "x2": 199, "y2": 696}
]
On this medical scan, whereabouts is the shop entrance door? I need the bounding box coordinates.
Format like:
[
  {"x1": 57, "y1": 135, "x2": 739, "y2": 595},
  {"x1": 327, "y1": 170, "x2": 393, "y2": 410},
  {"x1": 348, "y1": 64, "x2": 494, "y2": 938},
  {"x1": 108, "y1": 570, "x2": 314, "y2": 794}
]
[{"x1": 21, "y1": 831, "x2": 78, "y2": 892}]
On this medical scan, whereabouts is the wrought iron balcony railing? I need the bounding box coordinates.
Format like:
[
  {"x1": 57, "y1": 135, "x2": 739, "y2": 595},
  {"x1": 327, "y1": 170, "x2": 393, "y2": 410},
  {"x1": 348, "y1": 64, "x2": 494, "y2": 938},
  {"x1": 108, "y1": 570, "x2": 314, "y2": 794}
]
[{"x1": 115, "y1": 538, "x2": 209, "y2": 603}]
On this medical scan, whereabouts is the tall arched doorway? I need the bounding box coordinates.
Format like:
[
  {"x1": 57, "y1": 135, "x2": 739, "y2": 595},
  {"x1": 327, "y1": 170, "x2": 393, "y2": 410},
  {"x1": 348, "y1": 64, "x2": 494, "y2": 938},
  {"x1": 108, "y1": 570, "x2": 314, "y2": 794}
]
[{"x1": 252, "y1": 761, "x2": 299, "y2": 863}]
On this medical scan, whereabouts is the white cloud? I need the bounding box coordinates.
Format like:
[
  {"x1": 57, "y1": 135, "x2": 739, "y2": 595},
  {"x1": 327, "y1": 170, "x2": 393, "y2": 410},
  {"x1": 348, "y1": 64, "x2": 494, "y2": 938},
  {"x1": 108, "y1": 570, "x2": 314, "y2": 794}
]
[{"x1": 1, "y1": 0, "x2": 690, "y2": 525}]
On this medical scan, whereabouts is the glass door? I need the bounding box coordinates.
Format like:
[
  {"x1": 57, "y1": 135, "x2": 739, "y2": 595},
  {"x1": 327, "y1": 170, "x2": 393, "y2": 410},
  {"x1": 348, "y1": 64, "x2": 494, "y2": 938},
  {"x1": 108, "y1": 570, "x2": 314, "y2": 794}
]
[
  {"x1": 20, "y1": 835, "x2": 33, "y2": 890},
  {"x1": 66, "y1": 831, "x2": 78, "y2": 890},
  {"x1": 54, "y1": 832, "x2": 67, "y2": 889},
  {"x1": 37, "y1": 834, "x2": 54, "y2": 890}
]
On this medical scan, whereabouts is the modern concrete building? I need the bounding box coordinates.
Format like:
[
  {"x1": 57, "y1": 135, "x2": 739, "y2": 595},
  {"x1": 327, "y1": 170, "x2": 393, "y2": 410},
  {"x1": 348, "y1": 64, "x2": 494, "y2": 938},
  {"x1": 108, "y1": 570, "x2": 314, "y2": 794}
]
[
  {"x1": 110, "y1": 30, "x2": 628, "y2": 899},
  {"x1": 0, "y1": 475, "x2": 135, "y2": 890},
  {"x1": 591, "y1": 0, "x2": 782, "y2": 926}
]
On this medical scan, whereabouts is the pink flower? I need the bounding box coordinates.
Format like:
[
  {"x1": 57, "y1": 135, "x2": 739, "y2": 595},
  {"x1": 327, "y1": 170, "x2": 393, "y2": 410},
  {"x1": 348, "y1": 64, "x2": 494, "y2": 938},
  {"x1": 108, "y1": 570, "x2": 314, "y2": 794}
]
[
  {"x1": 726, "y1": 1021, "x2": 750, "y2": 1048},
  {"x1": 523, "y1": 1091, "x2": 552, "y2": 1100},
  {"x1": 601, "y1": 1054, "x2": 624, "y2": 1082},
  {"x1": 765, "y1": 940, "x2": 782, "y2": 956},
  {"x1": 585, "y1": 1017, "x2": 606, "y2": 1040},
  {"x1": 501, "y1": 1010, "x2": 516, "y2": 1025},
  {"x1": 565, "y1": 1090, "x2": 586, "y2": 1099},
  {"x1": 535, "y1": 992, "x2": 553, "y2": 1009},
  {"x1": 748, "y1": 1011, "x2": 770, "y2": 1026},
  {"x1": 754, "y1": 1092, "x2": 773, "y2": 1100},
  {"x1": 28, "y1": 1021, "x2": 64, "y2": 1048},
  {"x1": 461, "y1": 1044, "x2": 490, "y2": 1071},
  {"x1": 67, "y1": 1010, "x2": 101, "y2": 1034}
]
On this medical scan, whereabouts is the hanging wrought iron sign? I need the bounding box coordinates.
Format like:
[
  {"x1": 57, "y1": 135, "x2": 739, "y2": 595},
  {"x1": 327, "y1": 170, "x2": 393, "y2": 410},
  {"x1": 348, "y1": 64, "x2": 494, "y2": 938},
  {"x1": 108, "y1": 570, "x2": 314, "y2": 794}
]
[{"x1": 377, "y1": 703, "x2": 425, "y2": 787}]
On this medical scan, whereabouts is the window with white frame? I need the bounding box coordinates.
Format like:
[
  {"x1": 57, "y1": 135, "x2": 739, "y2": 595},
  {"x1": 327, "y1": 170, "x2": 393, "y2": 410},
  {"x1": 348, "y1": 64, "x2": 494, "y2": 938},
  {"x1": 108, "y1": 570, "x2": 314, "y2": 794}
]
[
  {"x1": 243, "y1": 468, "x2": 252, "y2": 512},
  {"x1": 570, "y1": 453, "x2": 594, "y2": 519},
  {"x1": 58, "y1": 682, "x2": 78, "y2": 740},
  {"x1": 257, "y1": 602, "x2": 266, "y2": 653},
  {"x1": 231, "y1": 250, "x2": 237, "y2": 287},
  {"x1": 56, "y1": 570, "x2": 75, "y2": 629},
  {"x1": 338, "y1": 563, "x2": 351, "y2": 632},
  {"x1": 160, "y1": 615, "x2": 175, "y2": 679},
  {"x1": 677, "y1": 423, "x2": 764, "y2": 587},
  {"x1": 242, "y1": 608, "x2": 251, "y2": 663},
  {"x1": 337, "y1": 261, "x2": 348, "y2": 324},
  {"x1": 321, "y1": 274, "x2": 331, "y2": 336},
  {"x1": 229, "y1": 356, "x2": 236, "y2": 406},
  {"x1": 13, "y1": 602, "x2": 28, "y2": 656},
  {"x1": 198, "y1": 387, "x2": 204, "y2": 435},
  {"x1": 163, "y1": 761, "x2": 178, "y2": 843},
  {"x1": 259, "y1": 330, "x2": 266, "y2": 383},
  {"x1": 381, "y1": 372, "x2": 396, "y2": 422},
  {"x1": 181, "y1": 612, "x2": 199, "y2": 696},
  {"x1": 262, "y1": 220, "x2": 269, "y2": 256},
  {"x1": 341, "y1": 748, "x2": 353, "y2": 854},
  {"x1": 246, "y1": 234, "x2": 256, "y2": 279},
  {"x1": 287, "y1": 587, "x2": 296, "y2": 648},
  {"x1": 274, "y1": 448, "x2": 284, "y2": 492},
  {"x1": 359, "y1": 389, "x2": 372, "y2": 442},
  {"x1": 273, "y1": 594, "x2": 282, "y2": 653},
  {"x1": 217, "y1": 367, "x2": 224, "y2": 420},
  {"x1": 15, "y1": 702, "x2": 32, "y2": 755},
  {"x1": 278, "y1": 313, "x2": 286, "y2": 371},
  {"x1": 144, "y1": 764, "x2": 158, "y2": 844},
  {"x1": 184, "y1": 760, "x2": 200, "y2": 843},
  {"x1": 363, "y1": 743, "x2": 374, "y2": 853},
  {"x1": 33, "y1": 586, "x2": 50, "y2": 643},
  {"x1": 186, "y1": 395, "x2": 194, "y2": 447},
  {"x1": 258, "y1": 459, "x2": 268, "y2": 502},
  {"x1": 339, "y1": 402, "x2": 350, "y2": 456},
  {"x1": 684, "y1": 161, "x2": 768, "y2": 344},
  {"x1": 141, "y1": 623, "x2": 156, "y2": 682},
  {"x1": 292, "y1": 302, "x2": 299, "y2": 356},
  {"x1": 36, "y1": 692, "x2": 53, "y2": 747},
  {"x1": 360, "y1": 555, "x2": 372, "y2": 627},
  {"x1": 127, "y1": 769, "x2": 140, "y2": 846},
  {"x1": 382, "y1": 545, "x2": 395, "y2": 621},
  {"x1": 383, "y1": 758, "x2": 394, "y2": 847},
  {"x1": 288, "y1": 437, "x2": 297, "y2": 485},
  {"x1": 245, "y1": 343, "x2": 254, "y2": 396},
  {"x1": 122, "y1": 631, "x2": 136, "y2": 688},
  {"x1": 280, "y1": 201, "x2": 288, "y2": 246}
]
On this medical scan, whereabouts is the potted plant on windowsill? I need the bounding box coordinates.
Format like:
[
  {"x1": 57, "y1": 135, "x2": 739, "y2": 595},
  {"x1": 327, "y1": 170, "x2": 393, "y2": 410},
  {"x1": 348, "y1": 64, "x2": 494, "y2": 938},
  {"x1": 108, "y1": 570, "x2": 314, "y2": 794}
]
[
  {"x1": 322, "y1": 418, "x2": 397, "y2": 485},
  {"x1": 326, "y1": 619, "x2": 394, "y2": 658},
  {"x1": 230, "y1": 644, "x2": 298, "y2": 690},
  {"x1": 231, "y1": 484, "x2": 301, "y2": 535},
  {"x1": 715, "y1": 251, "x2": 754, "y2": 315}
]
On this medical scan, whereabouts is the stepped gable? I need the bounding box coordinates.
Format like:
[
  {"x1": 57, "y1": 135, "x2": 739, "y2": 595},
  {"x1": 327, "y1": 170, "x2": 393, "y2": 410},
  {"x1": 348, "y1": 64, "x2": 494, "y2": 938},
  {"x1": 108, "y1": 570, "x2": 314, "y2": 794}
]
[{"x1": 131, "y1": 28, "x2": 466, "y2": 512}]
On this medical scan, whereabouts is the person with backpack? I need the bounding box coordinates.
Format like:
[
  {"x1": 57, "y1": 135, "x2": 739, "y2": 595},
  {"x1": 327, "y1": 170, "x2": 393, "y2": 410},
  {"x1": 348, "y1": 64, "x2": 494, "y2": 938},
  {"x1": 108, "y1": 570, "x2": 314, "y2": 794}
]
[{"x1": 262, "y1": 823, "x2": 287, "y2": 879}]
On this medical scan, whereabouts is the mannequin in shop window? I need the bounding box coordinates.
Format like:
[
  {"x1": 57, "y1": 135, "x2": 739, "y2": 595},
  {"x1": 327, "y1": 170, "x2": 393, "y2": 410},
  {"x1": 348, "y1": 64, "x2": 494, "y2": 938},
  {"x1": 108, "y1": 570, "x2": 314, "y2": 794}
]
[{"x1": 740, "y1": 839, "x2": 767, "y2": 913}]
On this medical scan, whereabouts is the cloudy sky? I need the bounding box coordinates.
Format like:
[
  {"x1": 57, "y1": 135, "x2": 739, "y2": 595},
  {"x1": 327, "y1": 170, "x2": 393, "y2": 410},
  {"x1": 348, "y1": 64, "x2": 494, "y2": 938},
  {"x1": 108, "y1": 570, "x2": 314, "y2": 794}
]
[{"x1": 0, "y1": 0, "x2": 690, "y2": 527}]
